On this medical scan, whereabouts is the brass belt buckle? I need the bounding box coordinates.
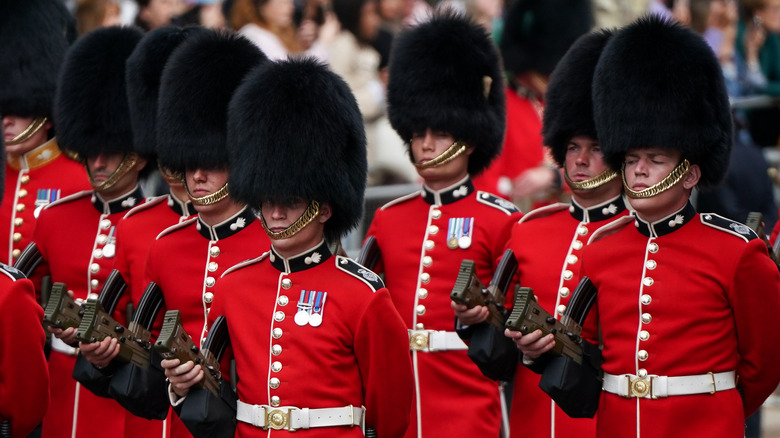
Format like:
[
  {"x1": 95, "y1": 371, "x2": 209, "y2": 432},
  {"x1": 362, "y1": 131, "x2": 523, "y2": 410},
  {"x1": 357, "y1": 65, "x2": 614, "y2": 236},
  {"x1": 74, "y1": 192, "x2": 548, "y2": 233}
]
[
  {"x1": 264, "y1": 407, "x2": 295, "y2": 431},
  {"x1": 409, "y1": 330, "x2": 429, "y2": 351},
  {"x1": 628, "y1": 375, "x2": 652, "y2": 398}
]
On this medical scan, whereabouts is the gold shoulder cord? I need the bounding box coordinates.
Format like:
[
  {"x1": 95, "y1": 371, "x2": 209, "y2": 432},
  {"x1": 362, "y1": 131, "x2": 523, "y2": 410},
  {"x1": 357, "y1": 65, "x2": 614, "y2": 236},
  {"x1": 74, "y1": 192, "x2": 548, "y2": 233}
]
[
  {"x1": 260, "y1": 200, "x2": 320, "y2": 240},
  {"x1": 564, "y1": 168, "x2": 619, "y2": 191},
  {"x1": 187, "y1": 182, "x2": 230, "y2": 206},
  {"x1": 5, "y1": 117, "x2": 48, "y2": 145},
  {"x1": 622, "y1": 159, "x2": 690, "y2": 199},
  {"x1": 88, "y1": 153, "x2": 139, "y2": 191},
  {"x1": 413, "y1": 142, "x2": 468, "y2": 169}
]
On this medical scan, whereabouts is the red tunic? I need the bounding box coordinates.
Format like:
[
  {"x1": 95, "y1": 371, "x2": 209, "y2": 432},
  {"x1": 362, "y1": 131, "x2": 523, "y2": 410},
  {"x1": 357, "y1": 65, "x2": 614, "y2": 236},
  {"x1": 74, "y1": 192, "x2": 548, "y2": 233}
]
[
  {"x1": 505, "y1": 196, "x2": 628, "y2": 438},
  {"x1": 472, "y1": 87, "x2": 545, "y2": 199},
  {"x1": 113, "y1": 193, "x2": 194, "y2": 438},
  {"x1": 210, "y1": 241, "x2": 414, "y2": 438},
  {"x1": 145, "y1": 207, "x2": 269, "y2": 438},
  {"x1": 580, "y1": 202, "x2": 780, "y2": 438},
  {"x1": 0, "y1": 265, "x2": 49, "y2": 437},
  {"x1": 1, "y1": 138, "x2": 90, "y2": 264},
  {"x1": 365, "y1": 177, "x2": 522, "y2": 438},
  {"x1": 32, "y1": 186, "x2": 146, "y2": 438}
]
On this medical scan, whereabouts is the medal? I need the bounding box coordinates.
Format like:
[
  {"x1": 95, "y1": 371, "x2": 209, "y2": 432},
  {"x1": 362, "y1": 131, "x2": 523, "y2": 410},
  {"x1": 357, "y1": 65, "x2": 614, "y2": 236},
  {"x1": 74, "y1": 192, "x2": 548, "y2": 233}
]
[
  {"x1": 34, "y1": 188, "x2": 60, "y2": 219},
  {"x1": 309, "y1": 292, "x2": 327, "y2": 327},
  {"x1": 102, "y1": 226, "x2": 116, "y2": 258},
  {"x1": 447, "y1": 218, "x2": 459, "y2": 249},
  {"x1": 295, "y1": 290, "x2": 314, "y2": 326},
  {"x1": 294, "y1": 310, "x2": 309, "y2": 326},
  {"x1": 458, "y1": 217, "x2": 473, "y2": 249}
]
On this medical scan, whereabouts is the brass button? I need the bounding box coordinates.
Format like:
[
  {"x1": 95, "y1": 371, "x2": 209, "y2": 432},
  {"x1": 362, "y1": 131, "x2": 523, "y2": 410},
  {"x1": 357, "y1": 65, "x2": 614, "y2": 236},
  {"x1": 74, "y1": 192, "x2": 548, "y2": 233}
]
[
  {"x1": 556, "y1": 304, "x2": 566, "y2": 315},
  {"x1": 648, "y1": 242, "x2": 659, "y2": 253},
  {"x1": 559, "y1": 287, "x2": 570, "y2": 298},
  {"x1": 428, "y1": 225, "x2": 439, "y2": 235},
  {"x1": 563, "y1": 270, "x2": 573, "y2": 281},
  {"x1": 417, "y1": 288, "x2": 428, "y2": 299},
  {"x1": 96, "y1": 235, "x2": 108, "y2": 245},
  {"x1": 272, "y1": 328, "x2": 283, "y2": 339},
  {"x1": 90, "y1": 263, "x2": 100, "y2": 274},
  {"x1": 20, "y1": 175, "x2": 30, "y2": 184},
  {"x1": 641, "y1": 313, "x2": 652, "y2": 324},
  {"x1": 208, "y1": 262, "x2": 218, "y2": 272},
  {"x1": 12, "y1": 249, "x2": 21, "y2": 259},
  {"x1": 18, "y1": 189, "x2": 27, "y2": 198},
  {"x1": 209, "y1": 246, "x2": 220, "y2": 257},
  {"x1": 204, "y1": 292, "x2": 214, "y2": 304},
  {"x1": 270, "y1": 396, "x2": 281, "y2": 407},
  {"x1": 637, "y1": 350, "x2": 648, "y2": 361},
  {"x1": 274, "y1": 311, "x2": 285, "y2": 322},
  {"x1": 639, "y1": 330, "x2": 650, "y2": 341},
  {"x1": 269, "y1": 377, "x2": 280, "y2": 389},
  {"x1": 572, "y1": 240, "x2": 583, "y2": 250},
  {"x1": 638, "y1": 368, "x2": 648, "y2": 378},
  {"x1": 271, "y1": 361, "x2": 282, "y2": 372},
  {"x1": 431, "y1": 209, "x2": 441, "y2": 220},
  {"x1": 645, "y1": 260, "x2": 657, "y2": 270},
  {"x1": 278, "y1": 295, "x2": 289, "y2": 306},
  {"x1": 205, "y1": 277, "x2": 215, "y2": 287},
  {"x1": 641, "y1": 294, "x2": 652, "y2": 305},
  {"x1": 415, "y1": 304, "x2": 426, "y2": 315},
  {"x1": 13, "y1": 218, "x2": 23, "y2": 227},
  {"x1": 577, "y1": 226, "x2": 588, "y2": 236},
  {"x1": 100, "y1": 219, "x2": 111, "y2": 230},
  {"x1": 422, "y1": 256, "x2": 432, "y2": 267},
  {"x1": 420, "y1": 272, "x2": 431, "y2": 284},
  {"x1": 93, "y1": 248, "x2": 103, "y2": 259},
  {"x1": 567, "y1": 254, "x2": 578, "y2": 265},
  {"x1": 90, "y1": 279, "x2": 99, "y2": 290},
  {"x1": 271, "y1": 344, "x2": 282, "y2": 356},
  {"x1": 281, "y1": 278, "x2": 292, "y2": 289},
  {"x1": 15, "y1": 204, "x2": 24, "y2": 212},
  {"x1": 642, "y1": 277, "x2": 654, "y2": 287},
  {"x1": 12, "y1": 233, "x2": 21, "y2": 243},
  {"x1": 424, "y1": 240, "x2": 434, "y2": 251}
]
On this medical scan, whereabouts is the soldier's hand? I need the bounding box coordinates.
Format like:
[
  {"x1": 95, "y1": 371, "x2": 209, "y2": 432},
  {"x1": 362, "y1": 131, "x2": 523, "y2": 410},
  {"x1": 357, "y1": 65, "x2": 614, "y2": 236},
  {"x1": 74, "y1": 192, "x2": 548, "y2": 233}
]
[
  {"x1": 49, "y1": 326, "x2": 77, "y2": 345},
  {"x1": 451, "y1": 301, "x2": 489, "y2": 326},
  {"x1": 504, "y1": 328, "x2": 555, "y2": 360},
  {"x1": 79, "y1": 337, "x2": 120, "y2": 368},
  {"x1": 162, "y1": 358, "x2": 203, "y2": 398}
]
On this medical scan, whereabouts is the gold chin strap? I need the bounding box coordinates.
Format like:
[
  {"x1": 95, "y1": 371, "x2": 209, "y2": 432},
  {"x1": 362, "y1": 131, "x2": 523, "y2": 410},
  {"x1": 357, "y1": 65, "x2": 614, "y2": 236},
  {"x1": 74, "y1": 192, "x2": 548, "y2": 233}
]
[
  {"x1": 260, "y1": 200, "x2": 320, "y2": 240},
  {"x1": 187, "y1": 182, "x2": 230, "y2": 206},
  {"x1": 88, "y1": 153, "x2": 139, "y2": 191},
  {"x1": 565, "y1": 168, "x2": 619, "y2": 191},
  {"x1": 413, "y1": 141, "x2": 468, "y2": 169},
  {"x1": 158, "y1": 160, "x2": 185, "y2": 185},
  {"x1": 6, "y1": 117, "x2": 48, "y2": 145},
  {"x1": 622, "y1": 159, "x2": 691, "y2": 199}
]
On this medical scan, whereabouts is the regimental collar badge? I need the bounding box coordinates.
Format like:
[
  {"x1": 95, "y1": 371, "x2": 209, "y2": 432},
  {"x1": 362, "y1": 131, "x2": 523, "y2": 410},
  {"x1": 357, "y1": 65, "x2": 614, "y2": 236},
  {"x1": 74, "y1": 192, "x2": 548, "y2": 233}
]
[
  {"x1": 92, "y1": 185, "x2": 144, "y2": 215},
  {"x1": 421, "y1": 176, "x2": 474, "y2": 206},
  {"x1": 269, "y1": 240, "x2": 332, "y2": 273},
  {"x1": 196, "y1": 206, "x2": 255, "y2": 241},
  {"x1": 634, "y1": 201, "x2": 696, "y2": 237},
  {"x1": 569, "y1": 194, "x2": 626, "y2": 223}
]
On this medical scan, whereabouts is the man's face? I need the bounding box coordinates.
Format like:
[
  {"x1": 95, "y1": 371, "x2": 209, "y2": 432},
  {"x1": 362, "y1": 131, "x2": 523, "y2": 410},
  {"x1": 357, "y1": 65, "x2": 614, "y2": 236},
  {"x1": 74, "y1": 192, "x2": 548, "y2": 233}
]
[
  {"x1": 2, "y1": 115, "x2": 51, "y2": 156},
  {"x1": 623, "y1": 147, "x2": 694, "y2": 221},
  {"x1": 261, "y1": 200, "x2": 329, "y2": 257},
  {"x1": 87, "y1": 152, "x2": 143, "y2": 198},
  {"x1": 564, "y1": 135, "x2": 609, "y2": 183},
  {"x1": 185, "y1": 167, "x2": 230, "y2": 212},
  {"x1": 410, "y1": 128, "x2": 471, "y2": 186}
]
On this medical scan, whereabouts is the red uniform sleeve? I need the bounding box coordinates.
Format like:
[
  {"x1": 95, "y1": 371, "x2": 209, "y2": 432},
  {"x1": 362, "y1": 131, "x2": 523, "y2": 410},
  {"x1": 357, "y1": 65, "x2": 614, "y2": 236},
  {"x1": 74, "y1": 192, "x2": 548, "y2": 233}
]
[
  {"x1": 0, "y1": 277, "x2": 49, "y2": 437},
  {"x1": 729, "y1": 239, "x2": 780, "y2": 416},
  {"x1": 353, "y1": 288, "x2": 412, "y2": 438}
]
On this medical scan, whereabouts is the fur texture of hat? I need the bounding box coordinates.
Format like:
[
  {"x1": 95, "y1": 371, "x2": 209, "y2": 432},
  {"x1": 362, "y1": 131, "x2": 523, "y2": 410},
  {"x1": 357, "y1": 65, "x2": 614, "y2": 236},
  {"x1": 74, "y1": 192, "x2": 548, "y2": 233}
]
[
  {"x1": 387, "y1": 10, "x2": 505, "y2": 176},
  {"x1": 0, "y1": 0, "x2": 76, "y2": 119},
  {"x1": 593, "y1": 16, "x2": 732, "y2": 188},
  {"x1": 501, "y1": 0, "x2": 593, "y2": 76},
  {"x1": 543, "y1": 29, "x2": 613, "y2": 166},
  {"x1": 157, "y1": 30, "x2": 267, "y2": 172},
  {"x1": 55, "y1": 26, "x2": 143, "y2": 158},
  {"x1": 125, "y1": 26, "x2": 208, "y2": 159},
  {"x1": 228, "y1": 58, "x2": 367, "y2": 241}
]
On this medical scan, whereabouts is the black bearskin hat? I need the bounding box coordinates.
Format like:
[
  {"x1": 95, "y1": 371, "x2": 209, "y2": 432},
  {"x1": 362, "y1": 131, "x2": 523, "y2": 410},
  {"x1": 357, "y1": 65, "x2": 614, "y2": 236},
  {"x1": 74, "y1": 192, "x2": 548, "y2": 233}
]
[
  {"x1": 593, "y1": 16, "x2": 732, "y2": 188},
  {"x1": 157, "y1": 30, "x2": 267, "y2": 172},
  {"x1": 387, "y1": 10, "x2": 505, "y2": 176},
  {"x1": 55, "y1": 26, "x2": 143, "y2": 158},
  {"x1": 501, "y1": 0, "x2": 593, "y2": 76},
  {"x1": 543, "y1": 29, "x2": 613, "y2": 167},
  {"x1": 126, "y1": 26, "x2": 208, "y2": 159},
  {"x1": 228, "y1": 58, "x2": 366, "y2": 241},
  {"x1": 0, "y1": 0, "x2": 76, "y2": 119}
]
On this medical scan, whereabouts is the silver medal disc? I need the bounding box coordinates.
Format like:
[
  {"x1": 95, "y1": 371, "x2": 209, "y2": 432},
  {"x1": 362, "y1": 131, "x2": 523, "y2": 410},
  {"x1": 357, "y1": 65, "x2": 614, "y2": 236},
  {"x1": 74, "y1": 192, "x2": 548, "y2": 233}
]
[
  {"x1": 294, "y1": 311, "x2": 309, "y2": 326},
  {"x1": 102, "y1": 243, "x2": 116, "y2": 258},
  {"x1": 458, "y1": 235, "x2": 471, "y2": 249},
  {"x1": 309, "y1": 313, "x2": 322, "y2": 327}
]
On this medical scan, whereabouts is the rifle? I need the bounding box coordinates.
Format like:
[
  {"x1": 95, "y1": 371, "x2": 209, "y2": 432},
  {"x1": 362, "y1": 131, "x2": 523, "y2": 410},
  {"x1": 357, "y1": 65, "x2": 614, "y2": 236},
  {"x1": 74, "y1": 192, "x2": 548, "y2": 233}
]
[
  {"x1": 75, "y1": 270, "x2": 154, "y2": 368},
  {"x1": 746, "y1": 212, "x2": 780, "y2": 270},
  {"x1": 154, "y1": 310, "x2": 227, "y2": 396},
  {"x1": 504, "y1": 277, "x2": 597, "y2": 365},
  {"x1": 43, "y1": 283, "x2": 84, "y2": 330},
  {"x1": 356, "y1": 235, "x2": 381, "y2": 270},
  {"x1": 13, "y1": 242, "x2": 52, "y2": 306},
  {"x1": 451, "y1": 249, "x2": 517, "y2": 331}
]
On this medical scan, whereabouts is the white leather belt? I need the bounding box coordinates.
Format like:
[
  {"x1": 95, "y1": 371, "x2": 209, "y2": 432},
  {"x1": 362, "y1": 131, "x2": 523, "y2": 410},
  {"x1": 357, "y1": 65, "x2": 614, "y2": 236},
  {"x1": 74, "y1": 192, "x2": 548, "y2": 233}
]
[
  {"x1": 408, "y1": 329, "x2": 467, "y2": 352},
  {"x1": 603, "y1": 371, "x2": 736, "y2": 399},
  {"x1": 236, "y1": 401, "x2": 364, "y2": 431},
  {"x1": 50, "y1": 335, "x2": 79, "y2": 356}
]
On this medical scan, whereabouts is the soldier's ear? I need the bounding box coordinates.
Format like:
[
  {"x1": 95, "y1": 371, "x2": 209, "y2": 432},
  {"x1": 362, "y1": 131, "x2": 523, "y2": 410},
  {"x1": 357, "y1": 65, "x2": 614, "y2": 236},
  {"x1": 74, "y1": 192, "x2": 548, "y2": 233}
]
[
  {"x1": 318, "y1": 202, "x2": 332, "y2": 223},
  {"x1": 682, "y1": 163, "x2": 701, "y2": 189}
]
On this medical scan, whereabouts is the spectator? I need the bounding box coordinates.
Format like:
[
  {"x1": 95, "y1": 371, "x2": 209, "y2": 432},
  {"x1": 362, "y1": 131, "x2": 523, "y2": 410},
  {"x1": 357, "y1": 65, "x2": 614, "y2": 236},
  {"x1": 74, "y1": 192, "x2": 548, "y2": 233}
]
[{"x1": 135, "y1": 0, "x2": 176, "y2": 30}]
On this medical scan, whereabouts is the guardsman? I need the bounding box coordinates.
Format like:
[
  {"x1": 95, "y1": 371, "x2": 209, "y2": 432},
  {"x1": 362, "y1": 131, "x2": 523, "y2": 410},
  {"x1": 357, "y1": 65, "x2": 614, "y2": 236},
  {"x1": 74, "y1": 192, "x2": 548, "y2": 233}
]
[
  {"x1": 363, "y1": 11, "x2": 522, "y2": 438},
  {"x1": 76, "y1": 26, "x2": 206, "y2": 438},
  {"x1": 0, "y1": 131, "x2": 50, "y2": 438},
  {"x1": 514, "y1": 16, "x2": 780, "y2": 437},
  {"x1": 144, "y1": 30, "x2": 271, "y2": 438},
  {"x1": 164, "y1": 56, "x2": 414, "y2": 438},
  {"x1": 30, "y1": 26, "x2": 147, "y2": 438},
  {"x1": 472, "y1": 0, "x2": 592, "y2": 210},
  {"x1": 460, "y1": 30, "x2": 628, "y2": 438},
  {"x1": 0, "y1": 0, "x2": 90, "y2": 265}
]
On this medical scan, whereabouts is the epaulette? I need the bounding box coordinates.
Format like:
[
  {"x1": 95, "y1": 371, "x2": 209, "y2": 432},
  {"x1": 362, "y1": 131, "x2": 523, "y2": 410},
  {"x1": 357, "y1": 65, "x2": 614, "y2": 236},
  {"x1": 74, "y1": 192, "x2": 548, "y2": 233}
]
[
  {"x1": 156, "y1": 216, "x2": 198, "y2": 240},
  {"x1": 518, "y1": 203, "x2": 569, "y2": 224},
  {"x1": 335, "y1": 256, "x2": 384, "y2": 292},
  {"x1": 587, "y1": 215, "x2": 635, "y2": 245},
  {"x1": 0, "y1": 263, "x2": 26, "y2": 281},
  {"x1": 700, "y1": 213, "x2": 759, "y2": 242},
  {"x1": 221, "y1": 252, "x2": 270, "y2": 278},
  {"x1": 379, "y1": 191, "x2": 420, "y2": 210},
  {"x1": 42, "y1": 190, "x2": 92, "y2": 211},
  {"x1": 123, "y1": 195, "x2": 167, "y2": 219},
  {"x1": 475, "y1": 191, "x2": 521, "y2": 215}
]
